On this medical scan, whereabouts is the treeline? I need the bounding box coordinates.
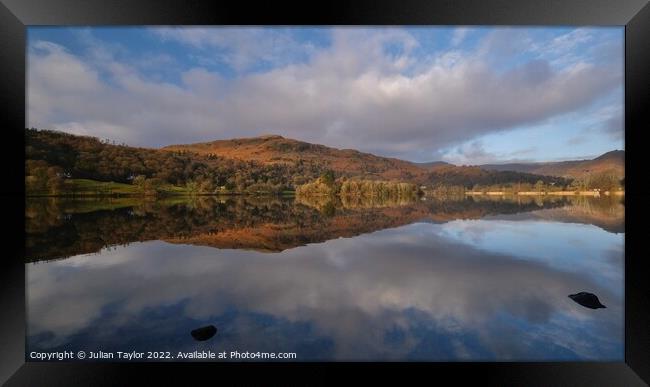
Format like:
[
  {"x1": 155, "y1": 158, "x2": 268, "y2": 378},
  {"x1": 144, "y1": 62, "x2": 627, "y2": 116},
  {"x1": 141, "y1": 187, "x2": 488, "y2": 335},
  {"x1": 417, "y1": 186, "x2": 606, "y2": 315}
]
[
  {"x1": 426, "y1": 165, "x2": 572, "y2": 188},
  {"x1": 296, "y1": 172, "x2": 421, "y2": 198},
  {"x1": 26, "y1": 128, "x2": 328, "y2": 195},
  {"x1": 25, "y1": 160, "x2": 66, "y2": 194},
  {"x1": 569, "y1": 171, "x2": 623, "y2": 191},
  {"x1": 339, "y1": 180, "x2": 420, "y2": 197},
  {"x1": 467, "y1": 172, "x2": 623, "y2": 193},
  {"x1": 423, "y1": 184, "x2": 466, "y2": 197}
]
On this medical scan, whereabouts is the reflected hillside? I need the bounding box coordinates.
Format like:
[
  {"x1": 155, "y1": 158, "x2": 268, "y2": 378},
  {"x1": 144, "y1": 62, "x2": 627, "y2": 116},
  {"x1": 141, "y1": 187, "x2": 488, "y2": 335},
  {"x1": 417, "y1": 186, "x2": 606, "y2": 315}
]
[
  {"x1": 484, "y1": 195, "x2": 625, "y2": 234},
  {"x1": 530, "y1": 196, "x2": 624, "y2": 233},
  {"x1": 26, "y1": 195, "x2": 618, "y2": 262}
]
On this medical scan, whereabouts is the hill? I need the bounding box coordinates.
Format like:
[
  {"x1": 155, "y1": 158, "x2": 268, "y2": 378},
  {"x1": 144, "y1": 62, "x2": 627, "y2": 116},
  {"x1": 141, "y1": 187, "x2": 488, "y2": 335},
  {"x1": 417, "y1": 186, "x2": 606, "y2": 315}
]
[
  {"x1": 412, "y1": 161, "x2": 453, "y2": 170},
  {"x1": 480, "y1": 150, "x2": 624, "y2": 179},
  {"x1": 25, "y1": 129, "x2": 333, "y2": 195},
  {"x1": 26, "y1": 128, "x2": 576, "y2": 195},
  {"x1": 163, "y1": 135, "x2": 428, "y2": 182},
  {"x1": 162, "y1": 134, "x2": 570, "y2": 188}
]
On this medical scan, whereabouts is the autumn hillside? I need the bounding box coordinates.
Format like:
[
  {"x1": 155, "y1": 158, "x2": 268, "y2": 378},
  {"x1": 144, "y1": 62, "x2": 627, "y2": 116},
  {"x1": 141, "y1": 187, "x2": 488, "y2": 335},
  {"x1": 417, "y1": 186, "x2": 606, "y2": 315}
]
[
  {"x1": 480, "y1": 150, "x2": 624, "y2": 180},
  {"x1": 26, "y1": 128, "x2": 578, "y2": 196},
  {"x1": 162, "y1": 134, "x2": 571, "y2": 188},
  {"x1": 163, "y1": 135, "x2": 427, "y2": 182}
]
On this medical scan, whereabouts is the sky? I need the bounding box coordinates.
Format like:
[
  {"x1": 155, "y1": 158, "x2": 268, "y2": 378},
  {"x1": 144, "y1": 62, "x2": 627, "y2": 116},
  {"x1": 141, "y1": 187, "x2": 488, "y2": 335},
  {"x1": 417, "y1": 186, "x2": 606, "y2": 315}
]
[{"x1": 27, "y1": 27, "x2": 624, "y2": 164}]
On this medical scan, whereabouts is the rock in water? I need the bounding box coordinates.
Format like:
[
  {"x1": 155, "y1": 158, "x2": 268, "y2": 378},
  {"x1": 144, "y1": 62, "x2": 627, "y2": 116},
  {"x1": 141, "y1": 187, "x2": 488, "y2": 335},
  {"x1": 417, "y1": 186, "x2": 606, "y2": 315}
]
[
  {"x1": 568, "y1": 292, "x2": 606, "y2": 309},
  {"x1": 191, "y1": 325, "x2": 217, "y2": 341}
]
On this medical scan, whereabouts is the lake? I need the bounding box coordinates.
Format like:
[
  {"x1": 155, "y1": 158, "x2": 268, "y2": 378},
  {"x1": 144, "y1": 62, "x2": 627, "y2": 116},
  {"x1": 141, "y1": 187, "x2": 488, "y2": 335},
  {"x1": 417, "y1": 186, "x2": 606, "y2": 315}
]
[{"x1": 25, "y1": 195, "x2": 625, "y2": 361}]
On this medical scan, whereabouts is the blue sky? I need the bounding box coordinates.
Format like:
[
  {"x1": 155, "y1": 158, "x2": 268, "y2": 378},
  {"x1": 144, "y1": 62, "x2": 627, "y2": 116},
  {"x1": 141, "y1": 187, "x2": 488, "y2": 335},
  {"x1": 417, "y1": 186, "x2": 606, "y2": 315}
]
[{"x1": 27, "y1": 27, "x2": 624, "y2": 164}]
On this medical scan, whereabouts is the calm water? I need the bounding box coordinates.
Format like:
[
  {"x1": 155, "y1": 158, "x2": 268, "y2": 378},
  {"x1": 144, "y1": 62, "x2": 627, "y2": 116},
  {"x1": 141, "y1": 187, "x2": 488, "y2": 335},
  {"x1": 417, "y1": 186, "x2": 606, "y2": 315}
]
[{"x1": 26, "y1": 195, "x2": 624, "y2": 361}]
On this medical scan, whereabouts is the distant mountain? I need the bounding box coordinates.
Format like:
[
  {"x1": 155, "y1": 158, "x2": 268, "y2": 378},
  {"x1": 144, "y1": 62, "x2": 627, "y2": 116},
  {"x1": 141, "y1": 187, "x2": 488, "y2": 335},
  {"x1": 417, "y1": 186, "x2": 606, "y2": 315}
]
[{"x1": 480, "y1": 150, "x2": 624, "y2": 179}]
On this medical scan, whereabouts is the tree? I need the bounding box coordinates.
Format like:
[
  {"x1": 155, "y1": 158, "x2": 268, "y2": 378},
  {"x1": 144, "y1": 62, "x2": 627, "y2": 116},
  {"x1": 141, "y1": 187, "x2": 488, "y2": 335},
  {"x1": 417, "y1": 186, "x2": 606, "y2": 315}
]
[
  {"x1": 26, "y1": 160, "x2": 49, "y2": 192},
  {"x1": 46, "y1": 166, "x2": 65, "y2": 195},
  {"x1": 198, "y1": 179, "x2": 214, "y2": 194},
  {"x1": 321, "y1": 170, "x2": 335, "y2": 187},
  {"x1": 47, "y1": 176, "x2": 65, "y2": 195},
  {"x1": 589, "y1": 171, "x2": 620, "y2": 191}
]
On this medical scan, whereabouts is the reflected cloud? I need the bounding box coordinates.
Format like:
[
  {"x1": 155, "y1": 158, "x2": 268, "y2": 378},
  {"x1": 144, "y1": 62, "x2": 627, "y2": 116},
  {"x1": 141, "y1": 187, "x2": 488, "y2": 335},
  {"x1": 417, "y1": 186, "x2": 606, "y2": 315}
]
[
  {"x1": 435, "y1": 219, "x2": 624, "y2": 295},
  {"x1": 27, "y1": 219, "x2": 623, "y2": 361}
]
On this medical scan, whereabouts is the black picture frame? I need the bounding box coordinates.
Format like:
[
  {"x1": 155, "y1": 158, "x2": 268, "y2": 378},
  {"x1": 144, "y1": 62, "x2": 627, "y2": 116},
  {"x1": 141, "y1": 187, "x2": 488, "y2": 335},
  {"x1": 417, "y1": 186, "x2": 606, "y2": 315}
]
[{"x1": 1, "y1": 0, "x2": 648, "y2": 385}]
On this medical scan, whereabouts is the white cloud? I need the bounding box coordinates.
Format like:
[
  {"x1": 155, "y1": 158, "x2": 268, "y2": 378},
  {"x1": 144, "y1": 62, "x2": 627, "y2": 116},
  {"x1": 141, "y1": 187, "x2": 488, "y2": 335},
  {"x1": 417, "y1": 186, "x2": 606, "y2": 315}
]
[
  {"x1": 547, "y1": 28, "x2": 594, "y2": 54},
  {"x1": 440, "y1": 141, "x2": 537, "y2": 165},
  {"x1": 450, "y1": 27, "x2": 470, "y2": 47},
  {"x1": 152, "y1": 27, "x2": 317, "y2": 72},
  {"x1": 28, "y1": 28, "x2": 623, "y2": 161},
  {"x1": 52, "y1": 121, "x2": 133, "y2": 144},
  {"x1": 530, "y1": 28, "x2": 599, "y2": 69}
]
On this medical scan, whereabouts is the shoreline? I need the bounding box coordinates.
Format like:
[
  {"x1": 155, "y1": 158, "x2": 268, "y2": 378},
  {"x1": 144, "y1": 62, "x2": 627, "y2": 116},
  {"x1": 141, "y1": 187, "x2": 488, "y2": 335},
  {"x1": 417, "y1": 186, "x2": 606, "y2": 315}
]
[{"x1": 25, "y1": 192, "x2": 296, "y2": 198}]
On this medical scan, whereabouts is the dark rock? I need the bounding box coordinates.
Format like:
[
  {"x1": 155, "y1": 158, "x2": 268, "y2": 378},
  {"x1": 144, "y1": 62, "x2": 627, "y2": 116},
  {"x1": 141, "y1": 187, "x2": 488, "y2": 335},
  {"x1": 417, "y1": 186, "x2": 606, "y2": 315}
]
[
  {"x1": 191, "y1": 325, "x2": 217, "y2": 341},
  {"x1": 568, "y1": 292, "x2": 606, "y2": 309}
]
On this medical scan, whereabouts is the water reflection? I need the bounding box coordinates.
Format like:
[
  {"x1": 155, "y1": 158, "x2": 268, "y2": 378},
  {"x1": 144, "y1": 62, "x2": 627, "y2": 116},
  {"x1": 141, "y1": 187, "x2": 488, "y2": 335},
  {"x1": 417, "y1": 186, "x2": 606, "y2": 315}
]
[
  {"x1": 26, "y1": 195, "x2": 623, "y2": 262},
  {"x1": 26, "y1": 195, "x2": 624, "y2": 361}
]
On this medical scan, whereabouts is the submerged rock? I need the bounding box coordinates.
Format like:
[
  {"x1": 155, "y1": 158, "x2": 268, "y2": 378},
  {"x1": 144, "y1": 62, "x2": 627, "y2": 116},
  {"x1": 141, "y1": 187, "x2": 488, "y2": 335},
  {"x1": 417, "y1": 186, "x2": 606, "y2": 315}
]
[
  {"x1": 191, "y1": 325, "x2": 217, "y2": 341},
  {"x1": 568, "y1": 292, "x2": 606, "y2": 309}
]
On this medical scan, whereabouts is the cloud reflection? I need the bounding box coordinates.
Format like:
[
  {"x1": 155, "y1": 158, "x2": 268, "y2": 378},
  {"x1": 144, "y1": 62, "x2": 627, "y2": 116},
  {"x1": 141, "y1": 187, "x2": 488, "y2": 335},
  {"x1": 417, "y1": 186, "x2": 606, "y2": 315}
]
[{"x1": 27, "y1": 220, "x2": 623, "y2": 361}]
